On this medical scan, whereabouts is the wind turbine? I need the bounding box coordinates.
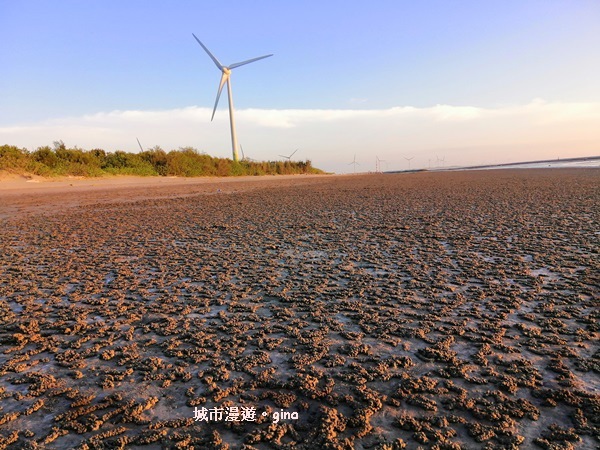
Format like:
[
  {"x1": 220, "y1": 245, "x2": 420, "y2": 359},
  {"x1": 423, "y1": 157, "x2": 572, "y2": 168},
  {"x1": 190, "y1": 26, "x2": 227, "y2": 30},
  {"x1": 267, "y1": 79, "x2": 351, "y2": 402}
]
[
  {"x1": 193, "y1": 34, "x2": 273, "y2": 162},
  {"x1": 403, "y1": 156, "x2": 414, "y2": 171},
  {"x1": 349, "y1": 154, "x2": 359, "y2": 174},
  {"x1": 279, "y1": 148, "x2": 298, "y2": 161},
  {"x1": 240, "y1": 145, "x2": 257, "y2": 162},
  {"x1": 436, "y1": 155, "x2": 445, "y2": 168},
  {"x1": 376, "y1": 156, "x2": 386, "y2": 173}
]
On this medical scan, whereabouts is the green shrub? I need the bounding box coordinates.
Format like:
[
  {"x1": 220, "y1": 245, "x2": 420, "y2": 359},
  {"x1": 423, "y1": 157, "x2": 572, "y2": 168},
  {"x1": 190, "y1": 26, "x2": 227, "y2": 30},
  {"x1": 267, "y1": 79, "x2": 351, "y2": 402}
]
[
  {"x1": 32, "y1": 146, "x2": 59, "y2": 168},
  {"x1": 140, "y1": 147, "x2": 168, "y2": 176},
  {"x1": 0, "y1": 145, "x2": 29, "y2": 171},
  {"x1": 1, "y1": 142, "x2": 324, "y2": 178}
]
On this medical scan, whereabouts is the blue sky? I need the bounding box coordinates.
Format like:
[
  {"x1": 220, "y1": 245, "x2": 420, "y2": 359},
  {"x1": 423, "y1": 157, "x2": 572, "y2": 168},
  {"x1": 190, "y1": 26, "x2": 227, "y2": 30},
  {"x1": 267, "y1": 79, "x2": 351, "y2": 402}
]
[{"x1": 1, "y1": 0, "x2": 599, "y2": 173}]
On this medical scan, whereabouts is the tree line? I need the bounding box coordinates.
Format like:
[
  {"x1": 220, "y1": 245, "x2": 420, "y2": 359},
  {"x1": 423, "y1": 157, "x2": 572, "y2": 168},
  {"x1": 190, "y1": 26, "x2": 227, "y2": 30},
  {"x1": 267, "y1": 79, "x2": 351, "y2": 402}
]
[{"x1": 0, "y1": 142, "x2": 323, "y2": 177}]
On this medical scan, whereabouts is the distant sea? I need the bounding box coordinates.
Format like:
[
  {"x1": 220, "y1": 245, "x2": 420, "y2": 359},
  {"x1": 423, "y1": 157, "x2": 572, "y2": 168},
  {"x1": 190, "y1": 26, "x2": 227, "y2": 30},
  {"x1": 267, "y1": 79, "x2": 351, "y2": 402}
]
[{"x1": 455, "y1": 156, "x2": 600, "y2": 171}]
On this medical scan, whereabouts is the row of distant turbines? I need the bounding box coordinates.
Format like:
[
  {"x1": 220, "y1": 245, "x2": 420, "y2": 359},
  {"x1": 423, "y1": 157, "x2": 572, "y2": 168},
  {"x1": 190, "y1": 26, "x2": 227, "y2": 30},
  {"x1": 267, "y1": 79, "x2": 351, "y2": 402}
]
[{"x1": 349, "y1": 155, "x2": 447, "y2": 173}]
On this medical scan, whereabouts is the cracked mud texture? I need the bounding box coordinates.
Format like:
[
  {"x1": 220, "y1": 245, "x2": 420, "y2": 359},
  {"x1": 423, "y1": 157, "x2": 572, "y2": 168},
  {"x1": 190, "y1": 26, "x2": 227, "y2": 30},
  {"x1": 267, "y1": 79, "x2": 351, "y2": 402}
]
[{"x1": 0, "y1": 170, "x2": 598, "y2": 449}]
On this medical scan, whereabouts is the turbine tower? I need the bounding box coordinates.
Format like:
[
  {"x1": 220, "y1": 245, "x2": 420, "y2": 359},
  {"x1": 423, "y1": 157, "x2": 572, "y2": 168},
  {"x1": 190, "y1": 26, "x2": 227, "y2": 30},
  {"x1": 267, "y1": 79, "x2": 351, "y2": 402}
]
[
  {"x1": 436, "y1": 155, "x2": 446, "y2": 168},
  {"x1": 193, "y1": 34, "x2": 273, "y2": 162},
  {"x1": 376, "y1": 156, "x2": 387, "y2": 173},
  {"x1": 349, "y1": 154, "x2": 359, "y2": 174}
]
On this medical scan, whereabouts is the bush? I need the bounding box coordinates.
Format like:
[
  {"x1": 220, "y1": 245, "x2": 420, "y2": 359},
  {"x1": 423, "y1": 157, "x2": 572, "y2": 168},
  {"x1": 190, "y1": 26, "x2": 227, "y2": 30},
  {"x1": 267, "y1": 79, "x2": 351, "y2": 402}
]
[
  {"x1": 32, "y1": 146, "x2": 59, "y2": 168},
  {"x1": 0, "y1": 142, "x2": 325, "y2": 178},
  {"x1": 0, "y1": 145, "x2": 29, "y2": 171},
  {"x1": 140, "y1": 147, "x2": 168, "y2": 176},
  {"x1": 102, "y1": 151, "x2": 157, "y2": 176}
]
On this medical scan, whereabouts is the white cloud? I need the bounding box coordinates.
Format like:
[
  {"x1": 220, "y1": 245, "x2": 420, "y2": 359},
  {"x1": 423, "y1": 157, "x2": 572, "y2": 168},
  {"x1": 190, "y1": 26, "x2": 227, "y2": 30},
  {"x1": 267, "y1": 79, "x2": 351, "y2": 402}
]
[{"x1": 1, "y1": 100, "x2": 598, "y2": 173}]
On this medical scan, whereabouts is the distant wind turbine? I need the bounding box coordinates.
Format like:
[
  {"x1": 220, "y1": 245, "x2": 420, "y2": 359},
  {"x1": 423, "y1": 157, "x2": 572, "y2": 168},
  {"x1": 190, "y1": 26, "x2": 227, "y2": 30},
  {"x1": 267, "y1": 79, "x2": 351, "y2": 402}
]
[
  {"x1": 404, "y1": 156, "x2": 414, "y2": 170},
  {"x1": 279, "y1": 149, "x2": 298, "y2": 161},
  {"x1": 349, "y1": 154, "x2": 359, "y2": 174},
  {"x1": 240, "y1": 145, "x2": 257, "y2": 162},
  {"x1": 193, "y1": 34, "x2": 273, "y2": 162},
  {"x1": 376, "y1": 156, "x2": 386, "y2": 173}
]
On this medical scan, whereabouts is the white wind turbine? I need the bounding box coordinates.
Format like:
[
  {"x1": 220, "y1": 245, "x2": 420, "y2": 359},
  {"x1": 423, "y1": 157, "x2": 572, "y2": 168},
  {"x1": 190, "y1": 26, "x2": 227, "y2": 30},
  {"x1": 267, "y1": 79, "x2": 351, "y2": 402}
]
[
  {"x1": 349, "y1": 154, "x2": 359, "y2": 173},
  {"x1": 240, "y1": 145, "x2": 257, "y2": 162},
  {"x1": 193, "y1": 34, "x2": 273, "y2": 162},
  {"x1": 376, "y1": 156, "x2": 386, "y2": 173},
  {"x1": 279, "y1": 148, "x2": 298, "y2": 161},
  {"x1": 436, "y1": 155, "x2": 446, "y2": 168},
  {"x1": 404, "y1": 156, "x2": 414, "y2": 170}
]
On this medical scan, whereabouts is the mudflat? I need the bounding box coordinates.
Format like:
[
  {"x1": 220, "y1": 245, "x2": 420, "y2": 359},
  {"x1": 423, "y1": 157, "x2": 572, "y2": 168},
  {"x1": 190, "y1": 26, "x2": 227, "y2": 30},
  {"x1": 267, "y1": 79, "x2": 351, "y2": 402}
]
[{"x1": 0, "y1": 170, "x2": 598, "y2": 449}]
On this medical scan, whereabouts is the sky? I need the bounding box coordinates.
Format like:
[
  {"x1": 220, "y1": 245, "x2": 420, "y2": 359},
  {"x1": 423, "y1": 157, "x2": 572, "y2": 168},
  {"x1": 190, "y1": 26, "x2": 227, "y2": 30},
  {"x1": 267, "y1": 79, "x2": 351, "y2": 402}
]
[{"x1": 1, "y1": 0, "x2": 599, "y2": 173}]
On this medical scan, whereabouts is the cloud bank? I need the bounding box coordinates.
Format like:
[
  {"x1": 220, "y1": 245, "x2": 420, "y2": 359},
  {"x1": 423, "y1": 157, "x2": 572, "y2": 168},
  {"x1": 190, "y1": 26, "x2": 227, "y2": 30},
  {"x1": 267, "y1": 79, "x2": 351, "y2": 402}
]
[{"x1": 1, "y1": 100, "x2": 598, "y2": 173}]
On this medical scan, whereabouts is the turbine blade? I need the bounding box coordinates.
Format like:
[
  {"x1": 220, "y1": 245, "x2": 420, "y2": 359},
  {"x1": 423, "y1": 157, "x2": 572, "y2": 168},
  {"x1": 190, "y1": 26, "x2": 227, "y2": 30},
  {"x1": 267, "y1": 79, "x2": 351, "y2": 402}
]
[
  {"x1": 290, "y1": 149, "x2": 298, "y2": 158},
  {"x1": 136, "y1": 138, "x2": 144, "y2": 152},
  {"x1": 211, "y1": 72, "x2": 229, "y2": 121},
  {"x1": 229, "y1": 54, "x2": 273, "y2": 69},
  {"x1": 192, "y1": 34, "x2": 224, "y2": 70}
]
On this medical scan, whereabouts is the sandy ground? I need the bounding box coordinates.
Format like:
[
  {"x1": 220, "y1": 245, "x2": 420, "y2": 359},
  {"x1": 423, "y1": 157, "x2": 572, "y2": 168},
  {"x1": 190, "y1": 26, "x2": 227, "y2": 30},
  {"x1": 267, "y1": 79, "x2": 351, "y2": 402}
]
[
  {"x1": 0, "y1": 173, "x2": 332, "y2": 220},
  {"x1": 0, "y1": 170, "x2": 598, "y2": 449}
]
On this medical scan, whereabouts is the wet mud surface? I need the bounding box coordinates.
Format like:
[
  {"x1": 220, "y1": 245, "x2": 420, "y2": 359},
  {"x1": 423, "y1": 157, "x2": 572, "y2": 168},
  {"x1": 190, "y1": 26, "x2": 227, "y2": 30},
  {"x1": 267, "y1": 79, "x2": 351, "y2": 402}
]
[{"x1": 0, "y1": 170, "x2": 598, "y2": 449}]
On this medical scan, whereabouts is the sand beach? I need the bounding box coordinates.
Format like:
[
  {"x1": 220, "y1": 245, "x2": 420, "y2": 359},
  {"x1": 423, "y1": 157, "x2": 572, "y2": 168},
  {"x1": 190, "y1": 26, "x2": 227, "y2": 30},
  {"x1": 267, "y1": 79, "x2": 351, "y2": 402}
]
[{"x1": 0, "y1": 169, "x2": 598, "y2": 449}]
